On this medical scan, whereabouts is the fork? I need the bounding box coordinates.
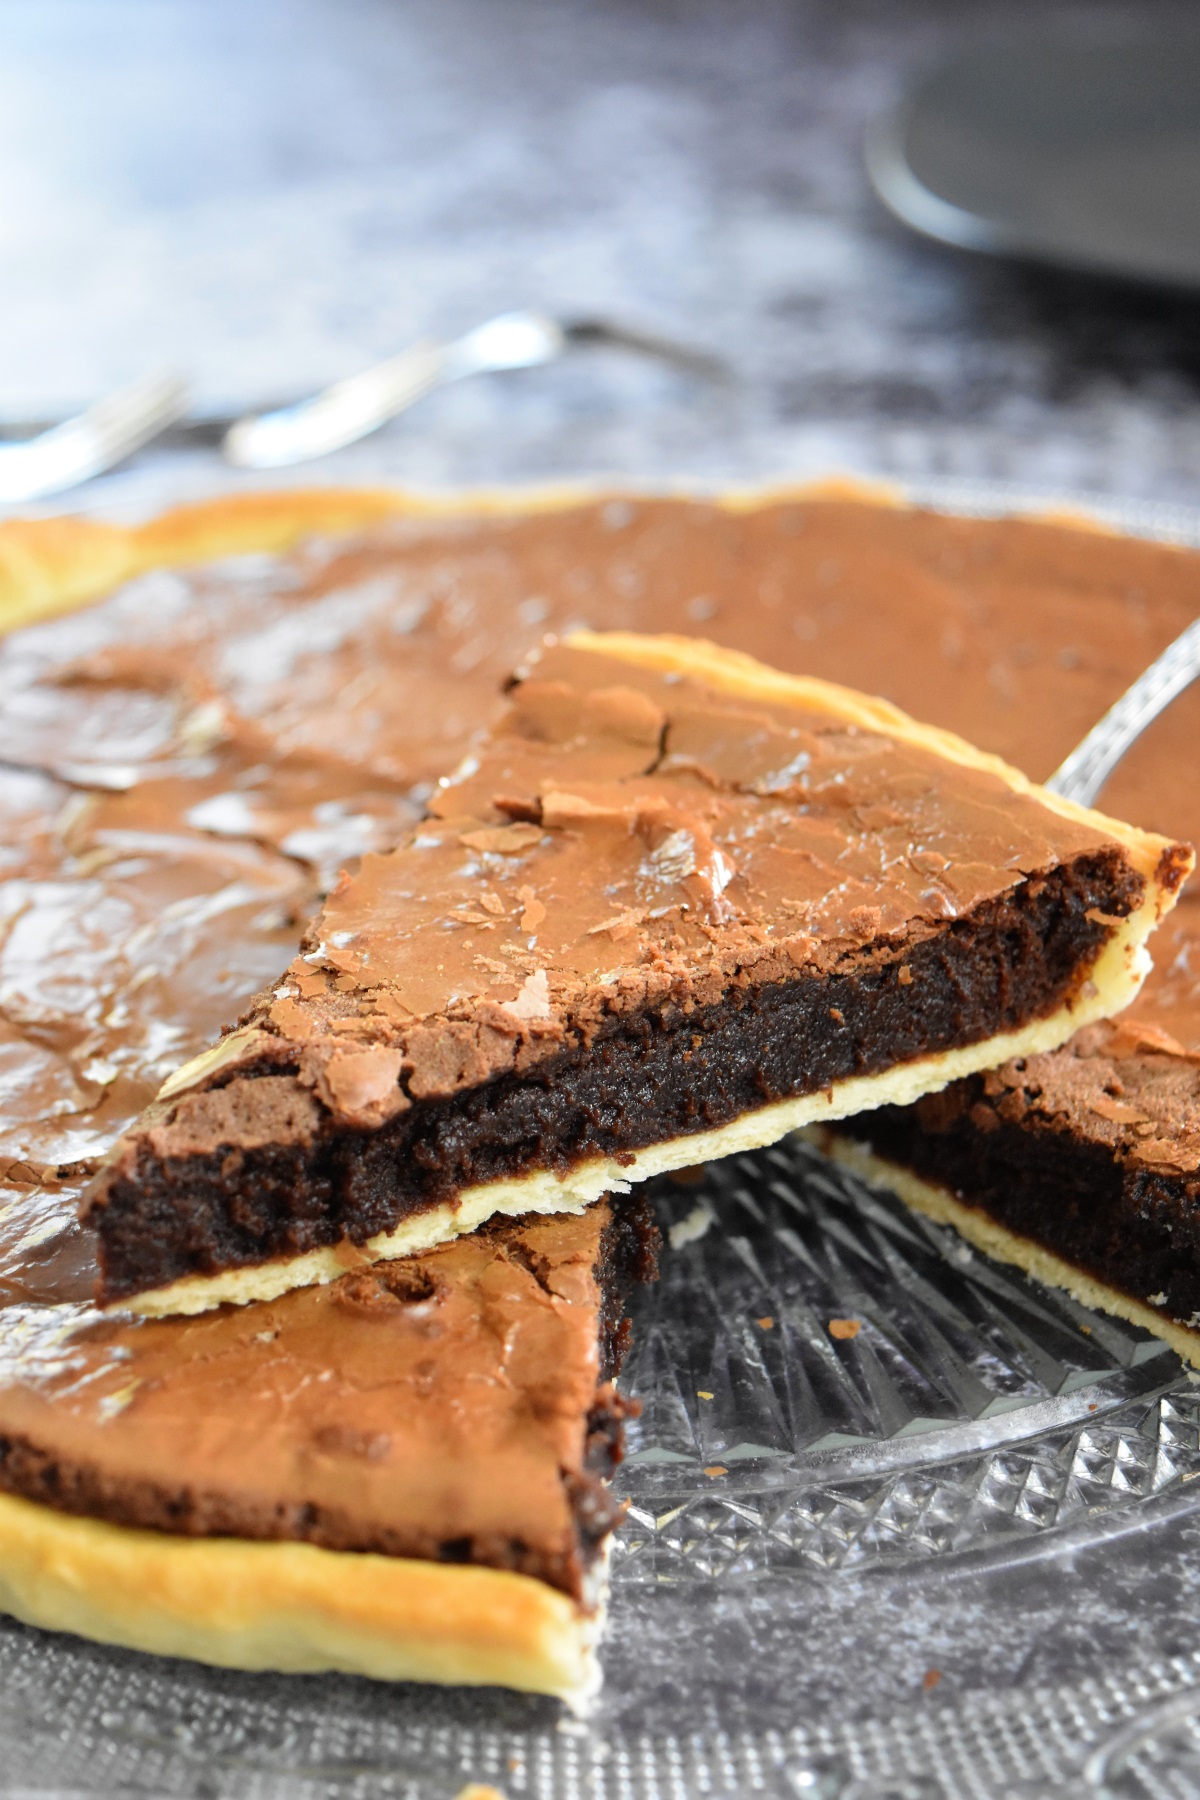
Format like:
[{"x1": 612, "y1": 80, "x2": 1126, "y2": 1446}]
[
  {"x1": 223, "y1": 310, "x2": 723, "y2": 469},
  {"x1": 0, "y1": 371, "x2": 189, "y2": 504},
  {"x1": 1045, "y1": 616, "x2": 1200, "y2": 807}
]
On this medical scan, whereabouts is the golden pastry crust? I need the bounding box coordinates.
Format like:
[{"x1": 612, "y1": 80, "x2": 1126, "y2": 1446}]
[
  {"x1": 0, "y1": 514, "x2": 138, "y2": 635},
  {"x1": 0, "y1": 477, "x2": 902, "y2": 637},
  {"x1": 0, "y1": 1487, "x2": 599, "y2": 1703}
]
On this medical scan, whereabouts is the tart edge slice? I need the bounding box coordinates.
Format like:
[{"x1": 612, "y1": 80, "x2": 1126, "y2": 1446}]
[
  {"x1": 0, "y1": 1485, "x2": 605, "y2": 1705},
  {"x1": 114, "y1": 628, "x2": 1190, "y2": 1316},
  {"x1": 808, "y1": 1124, "x2": 1200, "y2": 1367}
]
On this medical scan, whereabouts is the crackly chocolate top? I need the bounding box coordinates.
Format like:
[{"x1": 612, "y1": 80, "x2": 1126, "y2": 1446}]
[
  {"x1": 101, "y1": 636, "x2": 1130, "y2": 1164},
  {"x1": 0, "y1": 493, "x2": 1197, "y2": 1390},
  {"x1": 0, "y1": 1199, "x2": 626, "y2": 1593},
  {"x1": 941, "y1": 1017, "x2": 1200, "y2": 1179}
]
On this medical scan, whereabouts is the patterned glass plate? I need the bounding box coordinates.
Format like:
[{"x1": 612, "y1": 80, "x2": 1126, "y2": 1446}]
[{"x1": 5, "y1": 1139, "x2": 1200, "y2": 1800}]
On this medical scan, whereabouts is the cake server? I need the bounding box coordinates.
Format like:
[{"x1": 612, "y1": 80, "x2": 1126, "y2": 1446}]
[
  {"x1": 1046, "y1": 615, "x2": 1200, "y2": 807},
  {"x1": 222, "y1": 310, "x2": 722, "y2": 468},
  {"x1": 0, "y1": 371, "x2": 189, "y2": 503}
]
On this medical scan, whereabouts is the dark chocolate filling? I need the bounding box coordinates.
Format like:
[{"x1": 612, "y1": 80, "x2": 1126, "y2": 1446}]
[
  {"x1": 848, "y1": 1083, "x2": 1200, "y2": 1327},
  {"x1": 0, "y1": 1196, "x2": 659, "y2": 1599},
  {"x1": 93, "y1": 849, "x2": 1139, "y2": 1304}
]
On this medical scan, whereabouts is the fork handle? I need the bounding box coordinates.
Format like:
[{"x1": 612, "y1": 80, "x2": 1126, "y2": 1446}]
[{"x1": 224, "y1": 342, "x2": 446, "y2": 469}]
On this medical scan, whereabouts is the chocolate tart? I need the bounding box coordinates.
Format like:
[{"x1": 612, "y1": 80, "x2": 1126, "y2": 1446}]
[
  {"x1": 0, "y1": 1192, "x2": 656, "y2": 1703},
  {"x1": 0, "y1": 481, "x2": 1198, "y2": 1690},
  {"x1": 82, "y1": 629, "x2": 1186, "y2": 1315}
]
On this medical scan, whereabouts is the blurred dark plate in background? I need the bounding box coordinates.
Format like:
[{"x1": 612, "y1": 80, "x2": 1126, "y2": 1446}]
[{"x1": 868, "y1": 26, "x2": 1200, "y2": 289}]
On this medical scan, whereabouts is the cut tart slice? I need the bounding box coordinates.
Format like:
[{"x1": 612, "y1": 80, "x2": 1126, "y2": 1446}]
[
  {"x1": 0, "y1": 1192, "x2": 656, "y2": 1703},
  {"x1": 84, "y1": 630, "x2": 1190, "y2": 1315},
  {"x1": 817, "y1": 898, "x2": 1200, "y2": 1363},
  {"x1": 800, "y1": 531, "x2": 1200, "y2": 1367}
]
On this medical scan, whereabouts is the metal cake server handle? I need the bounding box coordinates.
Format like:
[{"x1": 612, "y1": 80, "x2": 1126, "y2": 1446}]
[
  {"x1": 1045, "y1": 615, "x2": 1200, "y2": 807},
  {"x1": 0, "y1": 371, "x2": 189, "y2": 503},
  {"x1": 223, "y1": 309, "x2": 722, "y2": 468}
]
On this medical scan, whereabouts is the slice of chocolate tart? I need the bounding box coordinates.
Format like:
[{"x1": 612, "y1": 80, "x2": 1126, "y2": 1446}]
[
  {"x1": 0, "y1": 1191, "x2": 656, "y2": 1702},
  {"x1": 803, "y1": 536, "x2": 1200, "y2": 1367},
  {"x1": 817, "y1": 896, "x2": 1200, "y2": 1363},
  {"x1": 84, "y1": 630, "x2": 1190, "y2": 1315}
]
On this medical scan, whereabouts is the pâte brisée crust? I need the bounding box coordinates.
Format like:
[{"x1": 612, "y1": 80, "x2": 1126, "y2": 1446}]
[
  {"x1": 0, "y1": 477, "x2": 907, "y2": 636},
  {"x1": 0, "y1": 1487, "x2": 599, "y2": 1703}
]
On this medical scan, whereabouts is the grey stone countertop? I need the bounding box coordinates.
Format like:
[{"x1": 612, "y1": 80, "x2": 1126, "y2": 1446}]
[{"x1": 4, "y1": 0, "x2": 1200, "y2": 515}]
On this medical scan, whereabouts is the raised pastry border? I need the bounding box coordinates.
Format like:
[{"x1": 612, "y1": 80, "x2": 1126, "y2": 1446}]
[
  {"x1": 0, "y1": 477, "x2": 900, "y2": 636},
  {"x1": 0, "y1": 471, "x2": 1137, "y2": 641},
  {"x1": 810, "y1": 1125, "x2": 1200, "y2": 1368},
  {"x1": 0, "y1": 1486, "x2": 600, "y2": 1704}
]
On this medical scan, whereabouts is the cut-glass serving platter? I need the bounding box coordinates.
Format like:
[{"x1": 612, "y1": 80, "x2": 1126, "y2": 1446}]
[
  {"x1": 6, "y1": 1140, "x2": 1200, "y2": 1800},
  {"x1": 4, "y1": 480, "x2": 1200, "y2": 1800}
]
